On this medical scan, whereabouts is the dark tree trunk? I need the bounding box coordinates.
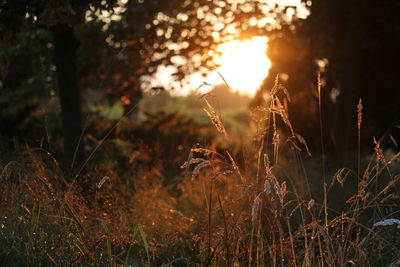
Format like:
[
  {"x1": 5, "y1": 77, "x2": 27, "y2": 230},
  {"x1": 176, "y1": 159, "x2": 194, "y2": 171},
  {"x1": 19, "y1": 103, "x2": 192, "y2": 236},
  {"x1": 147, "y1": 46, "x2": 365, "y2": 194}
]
[
  {"x1": 332, "y1": 82, "x2": 356, "y2": 166},
  {"x1": 51, "y1": 24, "x2": 85, "y2": 177}
]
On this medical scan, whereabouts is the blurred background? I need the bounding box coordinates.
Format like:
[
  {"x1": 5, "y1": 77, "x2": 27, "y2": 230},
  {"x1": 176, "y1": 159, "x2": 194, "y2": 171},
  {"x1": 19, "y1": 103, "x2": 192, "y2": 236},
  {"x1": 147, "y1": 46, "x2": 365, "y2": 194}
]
[
  {"x1": 1, "y1": 1, "x2": 400, "y2": 265},
  {"x1": 1, "y1": 0, "x2": 400, "y2": 172}
]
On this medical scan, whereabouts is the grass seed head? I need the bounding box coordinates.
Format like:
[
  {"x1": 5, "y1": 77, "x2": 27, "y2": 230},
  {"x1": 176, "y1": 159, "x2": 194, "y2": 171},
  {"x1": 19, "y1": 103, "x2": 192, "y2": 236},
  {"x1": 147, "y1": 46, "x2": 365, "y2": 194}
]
[
  {"x1": 357, "y1": 98, "x2": 363, "y2": 131},
  {"x1": 97, "y1": 176, "x2": 110, "y2": 189},
  {"x1": 252, "y1": 196, "x2": 260, "y2": 222},
  {"x1": 203, "y1": 98, "x2": 227, "y2": 137}
]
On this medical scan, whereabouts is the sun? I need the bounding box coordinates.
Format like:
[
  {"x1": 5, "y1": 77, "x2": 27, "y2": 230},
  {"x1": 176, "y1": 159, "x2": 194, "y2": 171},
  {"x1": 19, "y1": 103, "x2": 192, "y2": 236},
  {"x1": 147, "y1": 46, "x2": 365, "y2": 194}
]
[{"x1": 212, "y1": 36, "x2": 271, "y2": 97}]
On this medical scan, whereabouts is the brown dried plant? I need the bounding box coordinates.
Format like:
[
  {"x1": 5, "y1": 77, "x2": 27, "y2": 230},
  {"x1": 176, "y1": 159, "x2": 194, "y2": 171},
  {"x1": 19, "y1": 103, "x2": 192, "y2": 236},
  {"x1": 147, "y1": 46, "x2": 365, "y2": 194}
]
[{"x1": 203, "y1": 98, "x2": 228, "y2": 137}]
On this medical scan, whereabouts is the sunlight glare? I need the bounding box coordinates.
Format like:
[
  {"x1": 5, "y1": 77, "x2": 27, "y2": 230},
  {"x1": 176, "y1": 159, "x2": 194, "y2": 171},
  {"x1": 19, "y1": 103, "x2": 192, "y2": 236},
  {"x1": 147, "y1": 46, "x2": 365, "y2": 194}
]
[{"x1": 212, "y1": 36, "x2": 271, "y2": 97}]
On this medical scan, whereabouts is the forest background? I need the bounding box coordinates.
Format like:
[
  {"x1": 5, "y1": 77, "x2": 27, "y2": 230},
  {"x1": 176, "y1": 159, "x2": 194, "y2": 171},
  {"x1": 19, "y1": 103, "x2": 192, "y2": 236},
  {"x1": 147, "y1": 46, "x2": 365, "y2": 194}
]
[{"x1": 1, "y1": 0, "x2": 400, "y2": 266}]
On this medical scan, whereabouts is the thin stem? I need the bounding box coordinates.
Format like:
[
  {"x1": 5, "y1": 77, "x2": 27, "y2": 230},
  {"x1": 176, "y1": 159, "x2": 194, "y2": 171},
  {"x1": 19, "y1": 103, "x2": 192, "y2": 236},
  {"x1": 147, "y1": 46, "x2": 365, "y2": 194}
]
[
  {"x1": 207, "y1": 181, "x2": 213, "y2": 265},
  {"x1": 318, "y1": 73, "x2": 326, "y2": 182},
  {"x1": 217, "y1": 192, "x2": 231, "y2": 267}
]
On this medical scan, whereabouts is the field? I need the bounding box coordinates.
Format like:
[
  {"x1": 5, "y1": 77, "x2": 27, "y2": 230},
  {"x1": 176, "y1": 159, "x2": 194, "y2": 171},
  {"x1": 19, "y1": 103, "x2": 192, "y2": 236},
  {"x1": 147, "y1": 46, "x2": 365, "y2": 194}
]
[{"x1": 1, "y1": 79, "x2": 399, "y2": 266}]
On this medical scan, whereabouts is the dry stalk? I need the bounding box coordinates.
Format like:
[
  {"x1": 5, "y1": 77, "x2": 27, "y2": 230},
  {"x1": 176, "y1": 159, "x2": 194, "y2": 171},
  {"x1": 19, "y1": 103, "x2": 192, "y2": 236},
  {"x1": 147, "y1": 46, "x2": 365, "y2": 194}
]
[{"x1": 204, "y1": 98, "x2": 227, "y2": 137}]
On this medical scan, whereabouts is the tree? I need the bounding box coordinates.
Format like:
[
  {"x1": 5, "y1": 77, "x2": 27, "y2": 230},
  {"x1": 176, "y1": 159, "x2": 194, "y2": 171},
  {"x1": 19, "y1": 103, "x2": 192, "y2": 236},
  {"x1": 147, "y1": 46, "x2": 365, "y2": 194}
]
[
  {"x1": 311, "y1": 0, "x2": 400, "y2": 162},
  {"x1": 90, "y1": 0, "x2": 304, "y2": 118},
  {"x1": 255, "y1": 0, "x2": 400, "y2": 164},
  {"x1": 1, "y1": 0, "x2": 117, "y2": 178},
  {"x1": 1, "y1": 0, "x2": 306, "y2": 177}
]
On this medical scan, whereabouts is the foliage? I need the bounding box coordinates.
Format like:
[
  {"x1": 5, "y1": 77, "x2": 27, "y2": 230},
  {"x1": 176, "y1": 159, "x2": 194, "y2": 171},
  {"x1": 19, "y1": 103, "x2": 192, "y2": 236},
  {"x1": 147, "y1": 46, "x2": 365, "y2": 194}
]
[
  {"x1": 0, "y1": 0, "x2": 307, "y2": 173},
  {"x1": 255, "y1": 0, "x2": 400, "y2": 162},
  {"x1": 1, "y1": 0, "x2": 400, "y2": 266},
  {"x1": 1, "y1": 79, "x2": 399, "y2": 266}
]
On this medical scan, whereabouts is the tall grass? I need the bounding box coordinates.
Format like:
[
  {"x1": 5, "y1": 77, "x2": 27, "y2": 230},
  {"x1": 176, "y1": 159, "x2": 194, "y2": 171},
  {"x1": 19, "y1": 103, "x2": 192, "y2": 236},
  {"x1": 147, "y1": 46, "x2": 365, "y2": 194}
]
[{"x1": 0, "y1": 77, "x2": 399, "y2": 266}]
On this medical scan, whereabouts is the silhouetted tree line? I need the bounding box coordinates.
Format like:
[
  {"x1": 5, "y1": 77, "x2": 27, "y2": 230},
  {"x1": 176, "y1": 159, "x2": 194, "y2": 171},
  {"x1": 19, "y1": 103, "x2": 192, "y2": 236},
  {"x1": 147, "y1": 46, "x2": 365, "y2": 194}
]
[
  {"x1": 254, "y1": 0, "x2": 400, "y2": 164},
  {"x1": 0, "y1": 0, "x2": 280, "y2": 181}
]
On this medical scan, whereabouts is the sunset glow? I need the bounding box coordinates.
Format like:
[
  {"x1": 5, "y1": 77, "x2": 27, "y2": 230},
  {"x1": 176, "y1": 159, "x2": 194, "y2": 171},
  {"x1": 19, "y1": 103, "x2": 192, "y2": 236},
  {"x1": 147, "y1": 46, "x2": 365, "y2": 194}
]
[{"x1": 212, "y1": 36, "x2": 271, "y2": 96}]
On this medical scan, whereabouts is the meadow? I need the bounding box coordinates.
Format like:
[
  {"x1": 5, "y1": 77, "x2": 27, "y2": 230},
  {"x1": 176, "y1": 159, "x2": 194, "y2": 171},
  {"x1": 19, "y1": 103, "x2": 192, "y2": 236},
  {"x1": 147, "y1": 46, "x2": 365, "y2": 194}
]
[{"x1": 1, "y1": 78, "x2": 399, "y2": 267}]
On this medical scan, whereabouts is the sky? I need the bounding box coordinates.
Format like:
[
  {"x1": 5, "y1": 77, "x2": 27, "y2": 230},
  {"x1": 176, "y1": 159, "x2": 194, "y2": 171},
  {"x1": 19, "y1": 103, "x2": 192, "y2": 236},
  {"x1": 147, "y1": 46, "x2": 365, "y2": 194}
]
[{"x1": 148, "y1": 36, "x2": 270, "y2": 97}]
